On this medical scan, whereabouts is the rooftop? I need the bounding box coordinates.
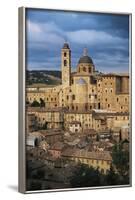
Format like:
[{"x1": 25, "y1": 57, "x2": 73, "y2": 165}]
[
  {"x1": 62, "y1": 148, "x2": 112, "y2": 161},
  {"x1": 63, "y1": 42, "x2": 70, "y2": 49},
  {"x1": 49, "y1": 141, "x2": 65, "y2": 150}
]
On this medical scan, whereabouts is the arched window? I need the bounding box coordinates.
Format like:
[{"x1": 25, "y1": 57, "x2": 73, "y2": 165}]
[
  {"x1": 83, "y1": 67, "x2": 86, "y2": 72},
  {"x1": 64, "y1": 52, "x2": 67, "y2": 57},
  {"x1": 72, "y1": 94, "x2": 75, "y2": 100},
  {"x1": 64, "y1": 60, "x2": 67, "y2": 66},
  {"x1": 89, "y1": 67, "x2": 91, "y2": 73}
]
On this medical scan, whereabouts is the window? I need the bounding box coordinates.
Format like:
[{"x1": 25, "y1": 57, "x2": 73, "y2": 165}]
[
  {"x1": 108, "y1": 104, "x2": 110, "y2": 108},
  {"x1": 64, "y1": 52, "x2": 67, "y2": 57},
  {"x1": 89, "y1": 67, "x2": 91, "y2": 73},
  {"x1": 105, "y1": 98, "x2": 107, "y2": 102},
  {"x1": 125, "y1": 98, "x2": 127, "y2": 102},
  {"x1": 72, "y1": 105, "x2": 74, "y2": 110},
  {"x1": 83, "y1": 67, "x2": 86, "y2": 72},
  {"x1": 64, "y1": 60, "x2": 67, "y2": 66},
  {"x1": 117, "y1": 98, "x2": 119, "y2": 102},
  {"x1": 76, "y1": 106, "x2": 78, "y2": 111},
  {"x1": 67, "y1": 95, "x2": 69, "y2": 100},
  {"x1": 89, "y1": 94, "x2": 91, "y2": 98},
  {"x1": 72, "y1": 94, "x2": 75, "y2": 100},
  {"x1": 95, "y1": 95, "x2": 97, "y2": 99},
  {"x1": 71, "y1": 79, "x2": 74, "y2": 84}
]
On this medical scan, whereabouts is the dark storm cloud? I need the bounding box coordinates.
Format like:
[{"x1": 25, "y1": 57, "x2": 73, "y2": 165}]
[{"x1": 26, "y1": 9, "x2": 129, "y2": 72}]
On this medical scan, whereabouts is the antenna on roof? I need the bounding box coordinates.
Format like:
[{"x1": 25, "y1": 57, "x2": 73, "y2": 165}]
[
  {"x1": 83, "y1": 47, "x2": 88, "y2": 56},
  {"x1": 64, "y1": 38, "x2": 68, "y2": 44}
]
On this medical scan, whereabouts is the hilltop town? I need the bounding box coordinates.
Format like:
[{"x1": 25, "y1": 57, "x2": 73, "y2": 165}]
[{"x1": 26, "y1": 43, "x2": 130, "y2": 190}]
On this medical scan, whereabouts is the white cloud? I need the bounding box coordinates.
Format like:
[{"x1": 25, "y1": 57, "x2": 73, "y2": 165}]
[
  {"x1": 26, "y1": 20, "x2": 64, "y2": 45},
  {"x1": 27, "y1": 20, "x2": 42, "y2": 33},
  {"x1": 66, "y1": 29, "x2": 128, "y2": 46}
]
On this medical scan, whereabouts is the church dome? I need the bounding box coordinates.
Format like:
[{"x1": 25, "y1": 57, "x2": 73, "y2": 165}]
[
  {"x1": 78, "y1": 48, "x2": 93, "y2": 64},
  {"x1": 78, "y1": 55, "x2": 93, "y2": 64},
  {"x1": 76, "y1": 78, "x2": 87, "y2": 85}
]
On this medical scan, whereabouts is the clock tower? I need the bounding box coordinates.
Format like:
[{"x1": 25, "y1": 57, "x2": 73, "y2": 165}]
[{"x1": 61, "y1": 42, "x2": 71, "y2": 86}]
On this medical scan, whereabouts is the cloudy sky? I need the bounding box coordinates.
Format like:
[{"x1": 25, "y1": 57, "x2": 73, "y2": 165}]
[{"x1": 26, "y1": 9, "x2": 129, "y2": 73}]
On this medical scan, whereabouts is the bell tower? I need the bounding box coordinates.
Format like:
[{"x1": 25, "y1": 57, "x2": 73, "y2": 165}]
[{"x1": 61, "y1": 42, "x2": 71, "y2": 86}]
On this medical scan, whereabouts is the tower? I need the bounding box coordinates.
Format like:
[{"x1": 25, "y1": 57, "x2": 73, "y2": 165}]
[{"x1": 61, "y1": 42, "x2": 71, "y2": 86}]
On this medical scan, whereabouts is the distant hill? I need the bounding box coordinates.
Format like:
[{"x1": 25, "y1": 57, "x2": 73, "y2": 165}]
[{"x1": 26, "y1": 70, "x2": 61, "y2": 85}]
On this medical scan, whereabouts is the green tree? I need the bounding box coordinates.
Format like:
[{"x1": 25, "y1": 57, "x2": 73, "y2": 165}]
[
  {"x1": 111, "y1": 142, "x2": 129, "y2": 176},
  {"x1": 105, "y1": 165, "x2": 121, "y2": 185},
  {"x1": 31, "y1": 100, "x2": 40, "y2": 107},
  {"x1": 28, "y1": 181, "x2": 42, "y2": 191},
  {"x1": 70, "y1": 164, "x2": 105, "y2": 188}
]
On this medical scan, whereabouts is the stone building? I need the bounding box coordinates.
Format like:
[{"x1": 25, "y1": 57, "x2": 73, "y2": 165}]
[
  {"x1": 61, "y1": 148, "x2": 112, "y2": 174},
  {"x1": 26, "y1": 42, "x2": 130, "y2": 133}
]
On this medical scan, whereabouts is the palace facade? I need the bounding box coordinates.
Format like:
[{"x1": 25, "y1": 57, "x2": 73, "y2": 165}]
[{"x1": 26, "y1": 43, "x2": 130, "y2": 133}]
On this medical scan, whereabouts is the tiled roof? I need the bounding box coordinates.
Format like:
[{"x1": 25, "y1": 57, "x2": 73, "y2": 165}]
[{"x1": 62, "y1": 148, "x2": 112, "y2": 161}]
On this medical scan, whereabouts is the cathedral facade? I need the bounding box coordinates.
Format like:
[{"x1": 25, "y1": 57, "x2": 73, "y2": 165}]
[{"x1": 26, "y1": 43, "x2": 130, "y2": 132}]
